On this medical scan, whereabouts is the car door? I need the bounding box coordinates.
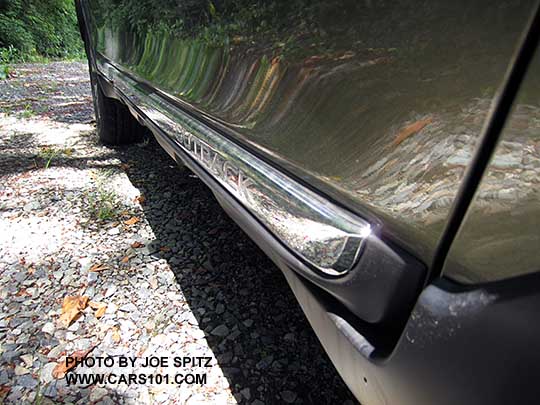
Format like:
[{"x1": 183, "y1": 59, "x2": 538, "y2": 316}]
[{"x1": 79, "y1": 0, "x2": 538, "y2": 329}]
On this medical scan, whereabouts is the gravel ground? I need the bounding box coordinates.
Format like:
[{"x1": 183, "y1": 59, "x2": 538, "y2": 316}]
[{"x1": 0, "y1": 62, "x2": 357, "y2": 404}]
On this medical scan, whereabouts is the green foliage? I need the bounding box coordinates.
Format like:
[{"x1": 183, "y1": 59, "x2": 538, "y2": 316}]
[
  {"x1": 20, "y1": 103, "x2": 35, "y2": 119},
  {"x1": 91, "y1": 0, "x2": 314, "y2": 42},
  {"x1": 85, "y1": 170, "x2": 122, "y2": 222},
  {"x1": 0, "y1": 44, "x2": 21, "y2": 63},
  {"x1": 37, "y1": 145, "x2": 73, "y2": 168},
  {"x1": 0, "y1": 0, "x2": 84, "y2": 62},
  {"x1": 86, "y1": 187, "x2": 119, "y2": 221},
  {"x1": 89, "y1": 0, "x2": 363, "y2": 53},
  {"x1": 0, "y1": 64, "x2": 10, "y2": 79}
]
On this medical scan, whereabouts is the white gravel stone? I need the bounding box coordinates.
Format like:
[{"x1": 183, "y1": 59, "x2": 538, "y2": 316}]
[
  {"x1": 119, "y1": 303, "x2": 137, "y2": 312},
  {"x1": 107, "y1": 227, "x2": 120, "y2": 235},
  {"x1": 106, "y1": 302, "x2": 118, "y2": 314},
  {"x1": 104, "y1": 285, "x2": 117, "y2": 298},
  {"x1": 41, "y1": 322, "x2": 55, "y2": 335},
  {"x1": 47, "y1": 344, "x2": 65, "y2": 359},
  {"x1": 40, "y1": 363, "x2": 57, "y2": 384},
  {"x1": 87, "y1": 272, "x2": 99, "y2": 284},
  {"x1": 23, "y1": 201, "x2": 40, "y2": 212},
  {"x1": 14, "y1": 366, "x2": 30, "y2": 376},
  {"x1": 20, "y1": 354, "x2": 33, "y2": 368}
]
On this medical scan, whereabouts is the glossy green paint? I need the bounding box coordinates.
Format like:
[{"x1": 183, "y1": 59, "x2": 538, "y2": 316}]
[
  {"x1": 445, "y1": 51, "x2": 540, "y2": 284},
  {"x1": 85, "y1": 0, "x2": 537, "y2": 270}
]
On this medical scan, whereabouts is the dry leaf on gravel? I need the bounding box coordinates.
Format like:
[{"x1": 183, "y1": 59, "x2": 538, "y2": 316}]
[
  {"x1": 131, "y1": 241, "x2": 144, "y2": 248},
  {"x1": 52, "y1": 348, "x2": 93, "y2": 379},
  {"x1": 124, "y1": 216, "x2": 140, "y2": 225},
  {"x1": 121, "y1": 256, "x2": 130, "y2": 263},
  {"x1": 159, "y1": 246, "x2": 171, "y2": 252},
  {"x1": 88, "y1": 301, "x2": 107, "y2": 319},
  {"x1": 393, "y1": 117, "x2": 433, "y2": 146},
  {"x1": 16, "y1": 288, "x2": 31, "y2": 297},
  {"x1": 112, "y1": 327, "x2": 121, "y2": 343},
  {"x1": 59, "y1": 295, "x2": 89, "y2": 327},
  {"x1": 89, "y1": 263, "x2": 109, "y2": 272},
  {"x1": 0, "y1": 385, "x2": 11, "y2": 400},
  {"x1": 136, "y1": 195, "x2": 146, "y2": 204}
]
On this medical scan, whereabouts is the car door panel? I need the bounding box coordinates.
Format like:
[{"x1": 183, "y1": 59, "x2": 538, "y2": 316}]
[{"x1": 84, "y1": 0, "x2": 535, "y2": 267}]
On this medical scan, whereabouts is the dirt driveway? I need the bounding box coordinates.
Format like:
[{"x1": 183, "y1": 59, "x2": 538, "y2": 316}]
[{"x1": 0, "y1": 62, "x2": 356, "y2": 404}]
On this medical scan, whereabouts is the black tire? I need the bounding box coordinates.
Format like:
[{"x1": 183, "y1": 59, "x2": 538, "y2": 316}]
[{"x1": 90, "y1": 73, "x2": 147, "y2": 145}]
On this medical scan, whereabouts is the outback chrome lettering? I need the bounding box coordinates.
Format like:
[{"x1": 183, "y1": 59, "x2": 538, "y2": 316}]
[
  {"x1": 176, "y1": 131, "x2": 255, "y2": 203},
  {"x1": 107, "y1": 62, "x2": 371, "y2": 275}
]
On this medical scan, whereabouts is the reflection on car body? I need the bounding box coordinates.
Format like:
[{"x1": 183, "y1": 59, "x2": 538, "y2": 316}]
[{"x1": 76, "y1": 0, "x2": 540, "y2": 403}]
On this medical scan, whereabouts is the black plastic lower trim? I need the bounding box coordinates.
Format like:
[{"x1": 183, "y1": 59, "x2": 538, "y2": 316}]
[{"x1": 284, "y1": 264, "x2": 540, "y2": 405}]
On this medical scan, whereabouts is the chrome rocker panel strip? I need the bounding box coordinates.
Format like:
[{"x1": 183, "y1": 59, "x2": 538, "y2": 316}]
[{"x1": 98, "y1": 59, "x2": 371, "y2": 276}]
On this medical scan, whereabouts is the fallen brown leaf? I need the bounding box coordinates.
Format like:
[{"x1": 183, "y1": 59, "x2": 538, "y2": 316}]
[
  {"x1": 159, "y1": 246, "x2": 171, "y2": 252},
  {"x1": 52, "y1": 348, "x2": 93, "y2": 379},
  {"x1": 89, "y1": 263, "x2": 109, "y2": 272},
  {"x1": 59, "y1": 296, "x2": 89, "y2": 327},
  {"x1": 121, "y1": 256, "x2": 130, "y2": 263},
  {"x1": 15, "y1": 288, "x2": 31, "y2": 297},
  {"x1": 135, "y1": 195, "x2": 146, "y2": 204},
  {"x1": 0, "y1": 385, "x2": 11, "y2": 400},
  {"x1": 112, "y1": 327, "x2": 121, "y2": 343},
  {"x1": 95, "y1": 305, "x2": 107, "y2": 319},
  {"x1": 39, "y1": 347, "x2": 51, "y2": 356},
  {"x1": 124, "y1": 216, "x2": 140, "y2": 225},
  {"x1": 131, "y1": 241, "x2": 144, "y2": 248},
  {"x1": 393, "y1": 117, "x2": 433, "y2": 146},
  {"x1": 88, "y1": 301, "x2": 107, "y2": 319}
]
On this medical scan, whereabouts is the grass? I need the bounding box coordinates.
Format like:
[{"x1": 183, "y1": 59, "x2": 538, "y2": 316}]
[
  {"x1": 0, "y1": 98, "x2": 47, "y2": 117},
  {"x1": 20, "y1": 103, "x2": 35, "y2": 119},
  {"x1": 0, "y1": 64, "x2": 11, "y2": 79},
  {"x1": 86, "y1": 170, "x2": 122, "y2": 222},
  {"x1": 87, "y1": 188, "x2": 119, "y2": 221},
  {"x1": 0, "y1": 44, "x2": 84, "y2": 66},
  {"x1": 32, "y1": 383, "x2": 44, "y2": 405},
  {"x1": 36, "y1": 145, "x2": 73, "y2": 169},
  {"x1": 42, "y1": 82, "x2": 58, "y2": 92}
]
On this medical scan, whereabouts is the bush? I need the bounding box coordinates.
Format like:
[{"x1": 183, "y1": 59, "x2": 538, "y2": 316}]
[{"x1": 0, "y1": 0, "x2": 84, "y2": 62}]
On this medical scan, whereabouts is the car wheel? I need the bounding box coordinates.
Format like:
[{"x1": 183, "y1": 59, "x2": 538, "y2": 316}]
[{"x1": 90, "y1": 72, "x2": 146, "y2": 145}]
